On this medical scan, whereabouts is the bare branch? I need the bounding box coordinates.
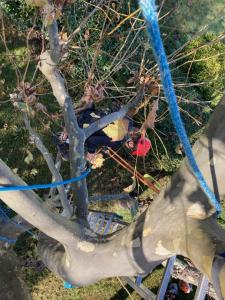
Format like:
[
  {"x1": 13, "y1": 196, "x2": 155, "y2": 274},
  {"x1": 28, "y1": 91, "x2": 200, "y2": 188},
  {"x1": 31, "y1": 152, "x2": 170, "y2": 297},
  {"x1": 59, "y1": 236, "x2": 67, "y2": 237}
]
[
  {"x1": 84, "y1": 86, "x2": 145, "y2": 139},
  {"x1": 23, "y1": 113, "x2": 73, "y2": 218},
  {"x1": 0, "y1": 159, "x2": 82, "y2": 244},
  {"x1": 39, "y1": 14, "x2": 89, "y2": 221}
]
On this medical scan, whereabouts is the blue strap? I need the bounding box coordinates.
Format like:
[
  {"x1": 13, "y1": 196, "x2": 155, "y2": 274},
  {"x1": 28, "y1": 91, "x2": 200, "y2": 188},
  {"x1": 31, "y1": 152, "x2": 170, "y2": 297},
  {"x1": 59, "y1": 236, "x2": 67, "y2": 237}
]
[
  {"x1": 0, "y1": 168, "x2": 91, "y2": 192},
  {"x1": 139, "y1": 0, "x2": 221, "y2": 214}
]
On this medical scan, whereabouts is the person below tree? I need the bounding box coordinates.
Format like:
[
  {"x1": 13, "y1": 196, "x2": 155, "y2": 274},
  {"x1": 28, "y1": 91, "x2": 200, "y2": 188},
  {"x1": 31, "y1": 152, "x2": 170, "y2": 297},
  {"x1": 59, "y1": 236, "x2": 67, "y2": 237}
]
[{"x1": 56, "y1": 104, "x2": 151, "y2": 168}]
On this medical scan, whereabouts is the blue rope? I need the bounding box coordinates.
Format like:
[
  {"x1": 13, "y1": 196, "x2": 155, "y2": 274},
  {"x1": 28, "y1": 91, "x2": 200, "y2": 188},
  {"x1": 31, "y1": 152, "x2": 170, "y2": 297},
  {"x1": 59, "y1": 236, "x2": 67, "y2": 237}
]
[
  {"x1": 139, "y1": 0, "x2": 221, "y2": 214},
  {"x1": 0, "y1": 169, "x2": 91, "y2": 244},
  {"x1": 0, "y1": 236, "x2": 17, "y2": 244},
  {"x1": 0, "y1": 168, "x2": 91, "y2": 192}
]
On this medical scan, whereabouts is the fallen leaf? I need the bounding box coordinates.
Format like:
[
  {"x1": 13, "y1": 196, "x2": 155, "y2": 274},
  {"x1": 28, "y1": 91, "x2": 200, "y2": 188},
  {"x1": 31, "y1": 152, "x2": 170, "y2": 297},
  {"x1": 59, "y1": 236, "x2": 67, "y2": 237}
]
[
  {"x1": 103, "y1": 119, "x2": 129, "y2": 142},
  {"x1": 123, "y1": 176, "x2": 136, "y2": 193},
  {"x1": 25, "y1": 94, "x2": 37, "y2": 105},
  {"x1": 12, "y1": 168, "x2": 18, "y2": 174},
  {"x1": 91, "y1": 153, "x2": 105, "y2": 169},
  {"x1": 30, "y1": 168, "x2": 38, "y2": 176},
  {"x1": 24, "y1": 150, "x2": 33, "y2": 165},
  {"x1": 175, "y1": 144, "x2": 183, "y2": 155}
]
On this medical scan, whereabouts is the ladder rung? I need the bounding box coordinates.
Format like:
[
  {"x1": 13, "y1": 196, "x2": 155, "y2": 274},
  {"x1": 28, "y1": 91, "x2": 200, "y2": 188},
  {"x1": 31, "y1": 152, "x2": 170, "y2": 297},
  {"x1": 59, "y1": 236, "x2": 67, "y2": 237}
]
[
  {"x1": 123, "y1": 277, "x2": 156, "y2": 300},
  {"x1": 194, "y1": 275, "x2": 209, "y2": 300}
]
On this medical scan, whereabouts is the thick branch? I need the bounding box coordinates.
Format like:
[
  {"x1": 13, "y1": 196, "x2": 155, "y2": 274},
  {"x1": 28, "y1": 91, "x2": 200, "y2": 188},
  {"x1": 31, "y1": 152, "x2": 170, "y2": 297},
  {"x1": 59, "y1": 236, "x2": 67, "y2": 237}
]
[
  {"x1": 47, "y1": 20, "x2": 61, "y2": 63},
  {"x1": 63, "y1": 97, "x2": 89, "y2": 221},
  {"x1": 40, "y1": 15, "x2": 88, "y2": 221},
  {"x1": 84, "y1": 86, "x2": 145, "y2": 139},
  {"x1": 0, "y1": 159, "x2": 82, "y2": 244}
]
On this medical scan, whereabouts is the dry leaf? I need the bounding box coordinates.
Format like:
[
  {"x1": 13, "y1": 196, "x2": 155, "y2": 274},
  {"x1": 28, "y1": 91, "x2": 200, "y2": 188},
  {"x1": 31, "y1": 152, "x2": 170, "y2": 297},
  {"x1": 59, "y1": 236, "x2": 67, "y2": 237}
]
[
  {"x1": 24, "y1": 150, "x2": 33, "y2": 165},
  {"x1": 103, "y1": 119, "x2": 129, "y2": 142},
  {"x1": 83, "y1": 123, "x2": 89, "y2": 128},
  {"x1": 25, "y1": 94, "x2": 37, "y2": 105},
  {"x1": 60, "y1": 31, "x2": 68, "y2": 42},
  {"x1": 81, "y1": 83, "x2": 105, "y2": 104},
  {"x1": 86, "y1": 152, "x2": 104, "y2": 169},
  {"x1": 175, "y1": 144, "x2": 183, "y2": 155},
  {"x1": 123, "y1": 176, "x2": 136, "y2": 193},
  {"x1": 142, "y1": 99, "x2": 159, "y2": 130},
  {"x1": 30, "y1": 168, "x2": 38, "y2": 176}
]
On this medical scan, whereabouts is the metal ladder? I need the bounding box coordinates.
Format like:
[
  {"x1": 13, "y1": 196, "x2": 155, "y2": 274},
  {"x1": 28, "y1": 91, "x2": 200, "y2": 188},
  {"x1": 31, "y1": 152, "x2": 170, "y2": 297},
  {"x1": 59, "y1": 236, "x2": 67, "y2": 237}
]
[{"x1": 88, "y1": 211, "x2": 217, "y2": 300}]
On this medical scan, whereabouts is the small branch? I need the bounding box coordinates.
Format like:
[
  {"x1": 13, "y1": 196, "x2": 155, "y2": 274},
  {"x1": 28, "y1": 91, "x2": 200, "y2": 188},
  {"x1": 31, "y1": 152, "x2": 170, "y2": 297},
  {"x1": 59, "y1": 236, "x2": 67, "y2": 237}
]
[
  {"x1": 84, "y1": 86, "x2": 145, "y2": 139},
  {"x1": 23, "y1": 113, "x2": 72, "y2": 218}
]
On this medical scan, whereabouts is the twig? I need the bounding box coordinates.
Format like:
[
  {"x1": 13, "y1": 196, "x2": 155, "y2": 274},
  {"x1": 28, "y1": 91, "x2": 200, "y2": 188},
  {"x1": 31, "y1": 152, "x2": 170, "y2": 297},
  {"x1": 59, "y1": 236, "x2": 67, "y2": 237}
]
[
  {"x1": 108, "y1": 8, "x2": 141, "y2": 36},
  {"x1": 66, "y1": 0, "x2": 105, "y2": 46},
  {"x1": 117, "y1": 277, "x2": 134, "y2": 300}
]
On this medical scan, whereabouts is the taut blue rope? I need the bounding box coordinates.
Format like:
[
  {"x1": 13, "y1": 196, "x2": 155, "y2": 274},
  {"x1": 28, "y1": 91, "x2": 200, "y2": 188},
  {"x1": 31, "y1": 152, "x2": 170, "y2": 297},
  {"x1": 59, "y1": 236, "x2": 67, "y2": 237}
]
[
  {"x1": 0, "y1": 168, "x2": 91, "y2": 192},
  {"x1": 139, "y1": 0, "x2": 221, "y2": 214}
]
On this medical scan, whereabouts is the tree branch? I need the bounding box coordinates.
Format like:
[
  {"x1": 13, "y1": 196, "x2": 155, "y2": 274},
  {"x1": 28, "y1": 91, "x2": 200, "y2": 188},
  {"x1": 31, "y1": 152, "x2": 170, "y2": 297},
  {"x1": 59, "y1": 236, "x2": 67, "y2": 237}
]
[
  {"x1": 23, "y1": 113, "x2": 72, "y2": 217},
  {"x1": 39, "y1": 16, "x2": 89, "y2": 221},
  {"x1": 0, "y1": 159, "x2": 82, "y2": 244},
  {"x1": 63, "y1": 97, "x2": 89, "y2": 222},
  {"x1": 84, "y1": 86, "x2": 145, "y2": 139}
]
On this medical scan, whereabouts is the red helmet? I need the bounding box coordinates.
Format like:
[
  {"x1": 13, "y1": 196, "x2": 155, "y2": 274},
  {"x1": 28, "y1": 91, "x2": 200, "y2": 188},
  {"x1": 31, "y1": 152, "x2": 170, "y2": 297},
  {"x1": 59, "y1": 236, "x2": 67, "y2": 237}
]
[{"x1": 132, "y1": 137, "x2": 151, "y2": 157}]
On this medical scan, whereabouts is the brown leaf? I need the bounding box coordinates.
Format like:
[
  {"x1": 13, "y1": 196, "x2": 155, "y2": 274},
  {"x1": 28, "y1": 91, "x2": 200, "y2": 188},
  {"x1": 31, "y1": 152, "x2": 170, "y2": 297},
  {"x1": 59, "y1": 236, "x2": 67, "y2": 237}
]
[
  {"x1": 142, "y1": 99, "x2": 159, "y2": 130},
  {"x1": 25, "y1": 94, "x2": 37, "y2": 105},
  {"x1": 81, "y1": 83, "x2": 105, "y2": 104}
]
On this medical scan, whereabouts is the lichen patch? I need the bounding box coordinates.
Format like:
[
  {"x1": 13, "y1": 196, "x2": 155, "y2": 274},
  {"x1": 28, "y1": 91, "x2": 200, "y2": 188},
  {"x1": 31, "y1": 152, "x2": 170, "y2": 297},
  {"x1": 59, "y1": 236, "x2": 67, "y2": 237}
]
[
  {"x1": 155, "y1": 241, "x2": 171, "y2": 256},
  {"x1": 77, "y1": 241, "x2": 95, "y2": 253}
]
